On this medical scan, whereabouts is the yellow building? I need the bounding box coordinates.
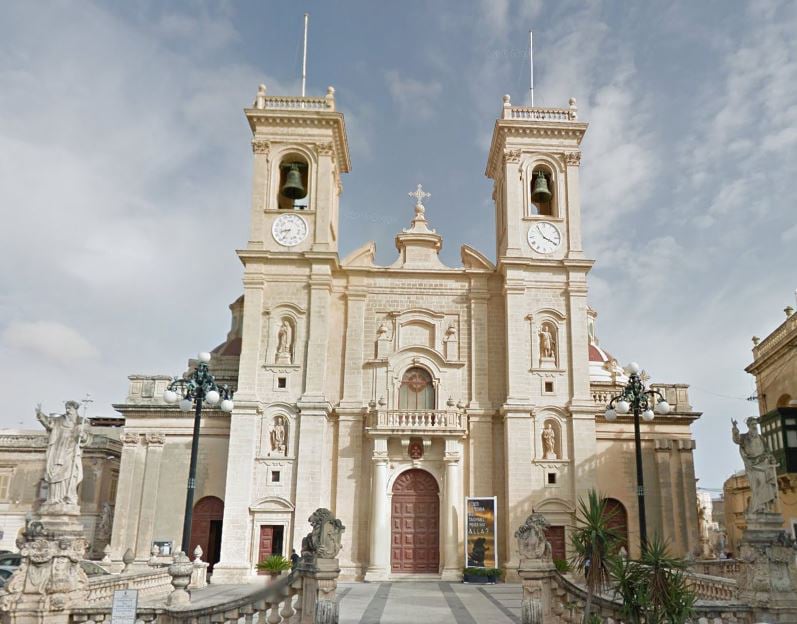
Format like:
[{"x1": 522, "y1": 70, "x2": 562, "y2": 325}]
[
  {"x1": 724, "y1": 303, "x2": 797, "y2": 554},
  {"x1": 109, "y1": 85, "x2": 703, "y2": 581}
]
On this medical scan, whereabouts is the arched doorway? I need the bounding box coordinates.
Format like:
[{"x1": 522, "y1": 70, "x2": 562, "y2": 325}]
[
  {"x1": 189, "y1": 496, "x2": 224, "y2": 570},
  {"x1": 391, "y1": 469, "x2": 439, "y2": 573},
  {"x1": 604, "y1": 498, "x2": 628, "y2": 553},
  {"x1": 398, "y1": 367, "x2": 435, "y2": 410}
]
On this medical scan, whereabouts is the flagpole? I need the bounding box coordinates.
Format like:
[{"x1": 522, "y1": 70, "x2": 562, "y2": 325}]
[
  {"x1": 529, "y1": 30, "x2": 534, "y2": 106},
  {"x1": 301, "y1": 13, "x2": 309, "y2": 98}
]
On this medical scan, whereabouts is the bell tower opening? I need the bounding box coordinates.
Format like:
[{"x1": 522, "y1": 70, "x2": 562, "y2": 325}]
[
  {"x1": 277, "y1": 155, "x2": 309, "y2": 210},
  {"x1": 530, "y1": 167, "x2": 554, "y2": 216}
]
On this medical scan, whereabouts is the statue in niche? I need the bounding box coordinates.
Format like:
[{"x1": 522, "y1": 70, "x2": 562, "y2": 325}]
[
  {"x1": 732, "y1": 417, "x2": 779, "y2": 515},
  {"x1": 542, "y1": 422, "x2": 558, "y2": 460},
  {"x1": 538, "y1": 322, "x2": 556, "y2": 365},
  {"x1": 35, "y1": 401, "x2": 89, "y2": 510},
  {"x1": 270, "y1": 416, "x2": 287, "y2": 455},
  {"x1": 275, "y1": 319, "x2": 293, "y2": 364}
]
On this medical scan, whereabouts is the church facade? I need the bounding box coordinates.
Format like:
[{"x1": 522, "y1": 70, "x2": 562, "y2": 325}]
[{"x1": 109, "y1": 86, "x2": 701, "y2": 581}]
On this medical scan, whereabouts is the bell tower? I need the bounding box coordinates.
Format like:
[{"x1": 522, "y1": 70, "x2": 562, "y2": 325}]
[
  {"x1": 485, "y1": 94, "x2": 597, "y2": 574},
  {"x1": 244, "y1": 84, "x2": 350, "y2": 254}
]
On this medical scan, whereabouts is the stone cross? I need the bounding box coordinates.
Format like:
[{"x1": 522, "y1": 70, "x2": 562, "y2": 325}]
[{"x1": 408, "y1": 184, "x2": 431, "y2": 208}]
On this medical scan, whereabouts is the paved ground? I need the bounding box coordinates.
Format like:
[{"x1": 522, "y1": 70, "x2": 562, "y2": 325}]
[{"x1": 338, "y1": 582, "x2": 523, "y2": 624}]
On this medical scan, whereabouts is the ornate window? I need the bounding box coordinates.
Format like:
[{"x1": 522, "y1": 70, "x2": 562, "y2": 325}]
[{"x1": 398, "y1": 367, "x2": 435, "y2": 410}]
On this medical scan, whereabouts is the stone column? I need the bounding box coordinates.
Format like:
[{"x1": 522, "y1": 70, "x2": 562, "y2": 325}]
[
  {"x1": 366, "y1": 438, "x2": 389, "y2": 580},
  {"x1": 442, "y1": 439, "x2": 463, "y2": 580},
  {"x1": 109, "y1": 432, "x2": 145, "y2": 565},
  {"x1": 133, "y1": 433, "x2": 166, "y2": 560}
]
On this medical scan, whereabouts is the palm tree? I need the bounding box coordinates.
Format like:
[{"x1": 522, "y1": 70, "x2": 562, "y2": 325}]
[{"x1": 569, "y1": 490, "x2": 620, "y2": 623}]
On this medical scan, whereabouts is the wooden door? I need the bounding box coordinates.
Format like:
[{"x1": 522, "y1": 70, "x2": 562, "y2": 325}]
[
  {"x1": 545, "y1": 525, "x2": 566, "y2": 561},
  {"x1": 391, "y1": 469, "x2": 439, "y2": 573},
  {"x1": 188, "y1": 496, "x2": 224, "y2": 570},
  {"x1": 258, "y1": 525, "x2": 274, "y2": 573},
  {"x1": 604, "y1": 499, "x2": 628, "y2": 552}
]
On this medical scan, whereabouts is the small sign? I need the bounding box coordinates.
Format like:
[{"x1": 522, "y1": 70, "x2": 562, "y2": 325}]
[
  {"x1": 111, "y1": 589, "x2": 138, "y2": 624},
  {"x1": 465, "y1": 496, "x2": 498, "y2": 568}
]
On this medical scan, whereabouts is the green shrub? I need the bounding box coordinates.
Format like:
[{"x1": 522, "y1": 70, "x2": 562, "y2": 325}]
[
  {"x1": 256, "y1": 554, "x2": 292, "y2": 573},
  {"x1": 553, "y1": 558, "x2": 569, "y2": 573},
  {"x1": 463, "y1": 567, "x2": 503, "y2": 580}
]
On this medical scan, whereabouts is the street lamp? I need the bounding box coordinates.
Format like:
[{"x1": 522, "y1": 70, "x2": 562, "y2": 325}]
[
  {"x1": 602, "y1": 362, "x2": 670, "y2": 552},
  {"x1": 163, "y1": 352, "x2": 234, "y2": 553}
]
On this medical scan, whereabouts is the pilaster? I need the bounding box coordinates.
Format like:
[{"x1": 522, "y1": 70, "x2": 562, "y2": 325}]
[
  {"x1": 468, "y1": 288, "x2": 491, "y2": 409},
  {"x1": 134, "y1": 433, "x2": 165, "y2": 559},
  {"x1": 366, "y1": 438, "x2": 389, "y2": 580},
  {"x1": 501, "y1": 407, "x2": 534, "y2": 572},
  {"x1": 248, "y1": 139, "x2": 270, "y2": 247},
  {"x1": 212, "y1": 401, "x2": 260, "y2": 583},
  {"x1": 302, "y1": 268, "x2": 332, "y2": 399},
  {"x1": 109, "y1": 432, "x2": 145, "y2": 561},
  {"x1": 334, "y1": 408, "x2": 365, "y2": 578},
  {"x1": 442, "y1": 439, "x2": 464, "y2": 580}
]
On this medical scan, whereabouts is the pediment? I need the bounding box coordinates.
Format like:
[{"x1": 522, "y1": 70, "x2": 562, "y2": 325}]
[{"x1": 250, "y1": 496, "x2": 295, "y2": 512}]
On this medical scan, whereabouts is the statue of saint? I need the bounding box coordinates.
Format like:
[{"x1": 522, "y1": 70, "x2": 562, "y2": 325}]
[
  {"x1": 276, "y1": 319, "x2": 293, "y2": 363},
  {"x1": 732, "y1": 417, "x2": 779, "y2": 514},
  {"x1": 542, "y1": 423, "x2": 557, "y2": 459},
  {"x1": 270, "y1": 417, "x2": 287, "y2": 454},
  {"x1": 35, "y1": 401, "x2": 88, "y2": 508},
  {"x1": 539, "y1": 323, "x2": 555, "y2": 360}
]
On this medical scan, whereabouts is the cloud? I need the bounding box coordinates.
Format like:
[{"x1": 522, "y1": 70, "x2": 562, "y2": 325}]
[
  {"x1": 384, "y1": 70, "x2": 442, "y2": 121},
  {"x1": 2, "y1": 321, "x2": 99, "y2": 364}
]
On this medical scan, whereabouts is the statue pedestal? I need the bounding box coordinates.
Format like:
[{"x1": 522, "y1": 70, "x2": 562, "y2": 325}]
[
  {"x1": 0, "y1": 515, "x2": 89, "y2": 624},
  {"x1": 539, "y1": 357, "x2": 556, "y2": 368},
  {"x1": 518, "y1": 561, "x2": 556, "y2": 624},
  {"x1": 737, "y1": 511, "x2": 797, "y2": 610}
]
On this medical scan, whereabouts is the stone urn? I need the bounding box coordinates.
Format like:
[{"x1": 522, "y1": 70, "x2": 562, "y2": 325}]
[{"x1": 166, "y1": 551, "x2": 194, "y2": 606}]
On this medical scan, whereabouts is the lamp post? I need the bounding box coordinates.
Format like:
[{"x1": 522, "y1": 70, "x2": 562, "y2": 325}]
[
  {"x1": 163, "y1": 352, "x2": 234, "y2": 553},
  {"x1": 602, "y1": 362, "x2": 670, "y2": 553}
]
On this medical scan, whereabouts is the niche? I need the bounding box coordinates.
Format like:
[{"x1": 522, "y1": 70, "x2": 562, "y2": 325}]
[{"x1": 541, "y1": 419, "x2": 562, "y2": 460}]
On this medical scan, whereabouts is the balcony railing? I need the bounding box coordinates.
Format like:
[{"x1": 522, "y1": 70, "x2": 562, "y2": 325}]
[{"x1": 370, "y1": 409, "x2": 466, "y2": 433}]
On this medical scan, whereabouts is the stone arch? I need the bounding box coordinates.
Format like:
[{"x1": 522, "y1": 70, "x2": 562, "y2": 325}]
[
  {"x1": 523, "y1": 155, "x2": 563, "y2": 218},
  {"x1": 189, "y1": 496, "x2": 224, "y2": 570},
  {"x1": 604, "y1": 498, "x2": 629, "y2": 553},
  {"x1": 777, "y1": 393, "x2": 793, "y2": 408},
  {"x1": 271, "y1": 146, "x2": 316, "y2": 211}
]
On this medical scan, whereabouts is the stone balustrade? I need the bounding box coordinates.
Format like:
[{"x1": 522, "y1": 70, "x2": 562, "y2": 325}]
[
  {"x1": 690, "y1": 559, "x2": 741, "y2": 579},
  {"x1": 370, "y1": 410, "x2": 466, "y2": 434},
  {"x1": 684, "y1": 572, "x2": 738, "y2": 602},
  {"x1": 84, "y1": 569, "x2": 173, "y2": 606},
  {"x1": 262, "y1": 95, "x2": 331, "y2": 111},
  {"x1": 505, "y1": 106, "x2": 576, "y2": 121}
]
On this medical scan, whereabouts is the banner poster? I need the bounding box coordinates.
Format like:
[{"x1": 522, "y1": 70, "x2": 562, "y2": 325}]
[{"x1": 465, "y1": 496, "x2": 497, "y2": 568}]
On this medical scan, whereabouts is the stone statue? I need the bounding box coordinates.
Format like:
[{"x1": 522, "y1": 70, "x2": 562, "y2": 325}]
[
  {"x1": 515, "y1": 513, "x2": 552, "y2": 562},
  {"x1": 301, "y1": 508, "x2": 345, "y2": 561},
  {"x1": 538, "y1": 323, "x2": 556, "y2": 361},
  {"x1": 276, "y1": 319, "x2": 293, "y2": 364},
  {"x1": 270, "y1": 416, "x2": 287, "y2": 454},
  {"x1": 35, "y1": 402, "x2": 89, "y2": 510},
  {"x1": 542, "y1": 423, "x2": 557, "y2": 460},
  {"x1": 732, "y1": 417, "x2": 779, "y2": 514}
]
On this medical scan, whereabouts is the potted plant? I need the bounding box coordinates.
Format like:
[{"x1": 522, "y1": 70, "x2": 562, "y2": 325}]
[
  {"x1": 462, "y1": 567, "x2": 503, "y2": 584},
  {"x1": 255, "y1": 554, "x2": 292, "y2": 580}
]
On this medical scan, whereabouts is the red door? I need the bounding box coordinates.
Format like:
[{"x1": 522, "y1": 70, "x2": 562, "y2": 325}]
[
  {"x1": 604, "y1": 499, "x2": 629, "y2": 552},
  {"x1": 258, "y1": 526, "x2": 274, "y2": 575},
  {"x1": 391, "y1": 469, "x2": 439, "y2": 573},
  {"x1": 188, "y1": 496, "x2": 224, "y2": 570},
  {"x1": 545, "y1": 525, "x2": 566, "y2": 561}
]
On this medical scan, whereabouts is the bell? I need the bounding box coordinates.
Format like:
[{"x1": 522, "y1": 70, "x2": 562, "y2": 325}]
[
  {"x1": 281, "y1": 164, "x2": 307, "y2": 200},
  {"x1": 531, "y1": 171, "x2": 552, "y2": 203}
]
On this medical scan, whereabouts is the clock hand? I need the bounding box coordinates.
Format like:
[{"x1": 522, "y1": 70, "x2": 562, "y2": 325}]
[{"x1": 541, "y1": 233, "x2": 557, "y2": 244}]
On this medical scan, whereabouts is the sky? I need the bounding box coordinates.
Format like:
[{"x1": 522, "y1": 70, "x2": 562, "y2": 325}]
[{"x1": 1, "y1": 1, "x2": 795, "y2": 491}]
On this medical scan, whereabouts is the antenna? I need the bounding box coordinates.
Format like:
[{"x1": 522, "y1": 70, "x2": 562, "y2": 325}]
[
  {"x1": 301, "y1": 13, "x2": 309, "y2": 97},
  {"x1": 529, "y1": 31, "x2": 534, "y2": 106}
]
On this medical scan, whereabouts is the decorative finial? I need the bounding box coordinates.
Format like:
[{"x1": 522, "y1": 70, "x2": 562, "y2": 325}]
[
  {"x1": 325, "y1": 86, "x2": 336, "y2": 110},
  {"x1": 408, "y1": 184, "x2": 431, "y2": 218},
  {"x1": 568, "y1": 97, "x2": 578, "y2": 120},
  {"x1": 785, "y1": 306, "x2": 794, "y2": 318},
  {"x1": 255, "y1": 84, "x2": 267, "y2": 109},
  {"x1": 752, "y1": 336, "x2": 760, "y2": 346},
  {"x1": 503, "y1": 94, "x2": 511, "y2": 105}
]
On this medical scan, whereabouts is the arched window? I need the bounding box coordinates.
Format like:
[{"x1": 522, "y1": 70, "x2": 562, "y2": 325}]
[
  {"x1": 277, "y1": 154, "x2": 309, "y2": 210},
  {"x1": 530, "y1": 166, "x2": 555, "y2": 217},
  {"x1": 398, "y1": 367, "x2": 435, "y2": 410}
]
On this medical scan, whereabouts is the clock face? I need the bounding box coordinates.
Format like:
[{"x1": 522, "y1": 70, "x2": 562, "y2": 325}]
[
  {"x1": 527, "y1": 221, "x2": 562, "y2": 254},
  {"x1": 272, "y1": 214, "x2": 308, "y2": 247}
]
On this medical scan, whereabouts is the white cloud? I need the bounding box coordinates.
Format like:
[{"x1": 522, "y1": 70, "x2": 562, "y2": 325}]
[
  {"x1": 2, "y1": 321, "x2": 99, "y2": 363},
  {"x1": 384, "y1": 70, "x2": 442, "y2": 121}
]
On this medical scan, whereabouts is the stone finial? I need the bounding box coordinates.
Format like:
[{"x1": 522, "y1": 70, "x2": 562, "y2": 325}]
[
  {"x1": 785, "y1": 306, "x2": 794, "y2": 318},
  {"x1": 325, "y1": 86, "x2": 336, "y2": 110},
  {"x1": 102, "y1": 544, "x2": 112, "y2": 564},
  {"x1": 378, "y1": 396, "x2": 386, "y2": 407},
  {"x1": 503, "y1": 94, "x2": 511, "y2": 105},
  {"x1": 752, "y1": 336, "x2": 760, "y2": 346},
  {"x1": 457, "y1": 400, "x2": 466, "y2": 410},
  {"x1": 301, "y1": 508, "x2": 345, "y2": 561},
  {"x1": 447, "y1": 397, "x2": 455, "y2": 408},
  {"x1": 254, "y1": 84, "x2": 267, "y2": 109},
  {"x1": 568, "y1": 97, "x2": 578, "y2": 120},
  {"x1": 193, "y1": 545, "x2": 204, "y2": 562},
  {"x1": 148, "y1": 544, "x2": 160, "y2": 567},
  {"x1": 515, "y1": 513, "x2": 552, "y2": 562},
  {"x1": 122, "y1": 548, "x2": 135, "y2": 573},
  {"x1": 166, "y1": 551, "x2": 193, "y2": 606}
]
